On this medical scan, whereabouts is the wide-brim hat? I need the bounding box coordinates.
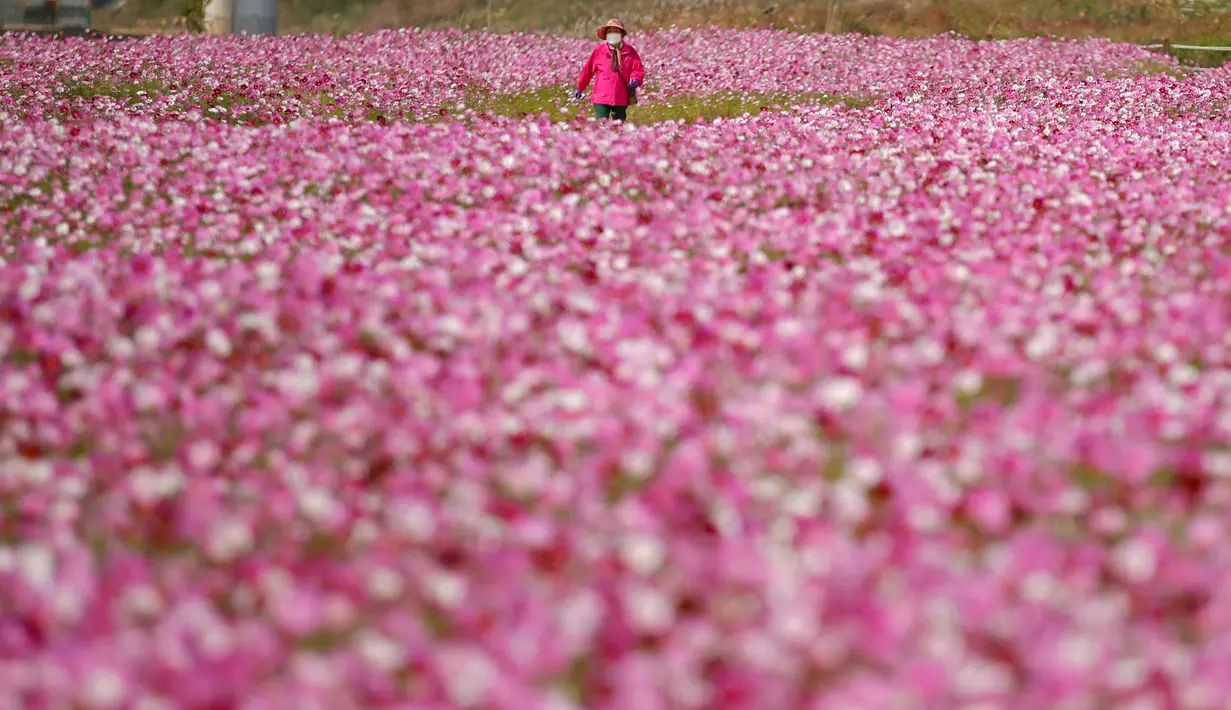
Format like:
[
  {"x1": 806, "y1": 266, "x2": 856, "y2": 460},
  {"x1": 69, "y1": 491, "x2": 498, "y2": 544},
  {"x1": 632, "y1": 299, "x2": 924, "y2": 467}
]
[{"x1": 597, "y1": 19, "x2": 626, "y2": 40}]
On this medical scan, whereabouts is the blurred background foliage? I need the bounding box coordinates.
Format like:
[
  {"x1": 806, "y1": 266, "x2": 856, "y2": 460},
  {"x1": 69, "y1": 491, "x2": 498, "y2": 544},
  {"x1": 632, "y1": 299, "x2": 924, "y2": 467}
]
[{"x1": 89, "y1": 0, "x2": 1229, "y2": 64}]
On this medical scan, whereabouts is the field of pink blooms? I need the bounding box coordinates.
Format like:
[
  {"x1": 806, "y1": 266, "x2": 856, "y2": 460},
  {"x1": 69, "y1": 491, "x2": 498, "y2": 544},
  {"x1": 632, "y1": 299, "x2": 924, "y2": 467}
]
[{"x1": 3, "y1": 27, "x2": 1231, "y2": 710}]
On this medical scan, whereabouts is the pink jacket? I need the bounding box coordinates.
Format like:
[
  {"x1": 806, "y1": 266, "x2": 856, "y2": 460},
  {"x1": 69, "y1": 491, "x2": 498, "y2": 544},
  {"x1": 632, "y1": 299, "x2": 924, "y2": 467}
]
[{"x1": 576, "y1": 43, "x2": 646, "y2": 107}]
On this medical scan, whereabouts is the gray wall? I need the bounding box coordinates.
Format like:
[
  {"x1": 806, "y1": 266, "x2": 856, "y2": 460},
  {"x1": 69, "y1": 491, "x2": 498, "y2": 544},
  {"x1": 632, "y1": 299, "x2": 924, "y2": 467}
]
[
  {"x1": 1, "y1": 0, "x2": 25, "y2": 27},
  {"x1": 2, "y1": 0, "x2": 93, "y2": 28},
  {"x1": 234, "y1": 0, "x2": 277, "y2": 34}
]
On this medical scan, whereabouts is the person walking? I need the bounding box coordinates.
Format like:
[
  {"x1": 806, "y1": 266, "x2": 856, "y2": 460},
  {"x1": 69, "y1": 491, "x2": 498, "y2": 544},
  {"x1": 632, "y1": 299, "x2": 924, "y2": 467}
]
[{"x1": 574, "y1": 19, "x2": 645, "y2": 122}]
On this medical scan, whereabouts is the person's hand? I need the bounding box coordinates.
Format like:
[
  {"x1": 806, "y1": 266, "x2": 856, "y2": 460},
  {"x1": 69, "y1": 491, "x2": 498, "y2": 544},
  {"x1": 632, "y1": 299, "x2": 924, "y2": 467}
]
[
  {"x1": 572, "y1": 89, "x2": 584, "y2": 100},
  {"x1": 628, "y1": 79, "x2": 639, "y2": 91}
]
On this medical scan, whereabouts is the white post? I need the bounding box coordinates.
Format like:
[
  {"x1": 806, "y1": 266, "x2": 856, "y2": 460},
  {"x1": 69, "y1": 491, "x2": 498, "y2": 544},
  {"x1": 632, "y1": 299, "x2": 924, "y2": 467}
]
[
  {"x1": 825, "y1": 0, "x2": 841, "y2": 34},
  {"x1": 204, "y1": 0, "x2": 234, "y2": 34}
]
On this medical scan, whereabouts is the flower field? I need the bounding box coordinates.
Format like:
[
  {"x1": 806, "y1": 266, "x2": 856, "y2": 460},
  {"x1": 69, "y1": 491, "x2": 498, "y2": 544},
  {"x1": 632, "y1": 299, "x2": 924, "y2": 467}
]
[{"x1": 2, "y1": 27, "x2": 1231, "y2": 709}]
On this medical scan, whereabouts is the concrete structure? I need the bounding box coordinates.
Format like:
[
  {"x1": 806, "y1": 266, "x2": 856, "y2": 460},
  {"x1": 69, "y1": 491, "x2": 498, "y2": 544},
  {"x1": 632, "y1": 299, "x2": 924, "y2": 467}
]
[
  {"x1": 2, "y1": 0, "x2": 91, "y2": 28},
  {"x1": 234, "y1": 0, "x2": 276, "y2": 34},
  {"x1": 56, "y1": 0, "x2": 91, "y2": 28},
  {"x1": 203, "y1": 0, "x2": 276, "y2": 36},
  {"x1": 1, "y1": 0, "x2": 275, "y2": 34},
  {"x1": 0, "y1": 0, "x2": 23, "y2": 28}
]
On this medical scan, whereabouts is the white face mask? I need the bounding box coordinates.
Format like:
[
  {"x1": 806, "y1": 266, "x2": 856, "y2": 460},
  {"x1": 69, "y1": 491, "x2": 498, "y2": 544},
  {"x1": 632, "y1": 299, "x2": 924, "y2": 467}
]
[{"x1": 606, "y1": 32, "x2": 623, "y2": 46}]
